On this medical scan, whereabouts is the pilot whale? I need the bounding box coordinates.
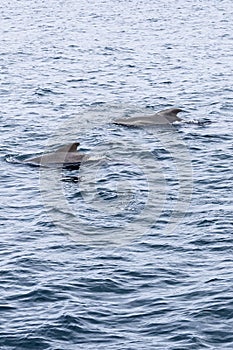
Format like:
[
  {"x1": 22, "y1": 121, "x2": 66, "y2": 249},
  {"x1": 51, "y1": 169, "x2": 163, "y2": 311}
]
[
  {"x1": 114, "y1": 108, "x2": 184, "y2": 126},
  {"x1": 24, "y1": 142, "x2": 85, "y2": 168}
]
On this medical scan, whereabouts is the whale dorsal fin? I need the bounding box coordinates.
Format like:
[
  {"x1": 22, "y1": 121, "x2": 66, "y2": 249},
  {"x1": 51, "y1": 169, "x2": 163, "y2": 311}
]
[
  {"x1": 156, "y1": 108, "x2": 183, "y2": 122},
  {"x1": 54, "y1": 142, "x2": 80, "y2": 153},
  {"x1": 157, "y1": 108, "x2": 183, "y2": 117}
]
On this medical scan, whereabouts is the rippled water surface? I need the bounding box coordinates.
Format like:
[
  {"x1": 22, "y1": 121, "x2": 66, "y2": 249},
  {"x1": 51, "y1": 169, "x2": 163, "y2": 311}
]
[{"x1": 1, "y1": 0, "x2": 233, "y2": 349}]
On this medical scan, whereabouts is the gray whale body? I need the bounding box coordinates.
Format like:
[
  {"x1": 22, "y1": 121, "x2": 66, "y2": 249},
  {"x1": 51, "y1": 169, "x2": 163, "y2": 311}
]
[
  {"x1": 24, "y1": 142, "x2": 85, "y2": 168},
  {"x1": 114, "y1": 108, "x2": 184, "y2": 126}
]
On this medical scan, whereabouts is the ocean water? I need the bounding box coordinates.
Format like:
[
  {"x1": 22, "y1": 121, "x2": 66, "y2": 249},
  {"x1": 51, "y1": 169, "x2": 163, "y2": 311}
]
[{"x1": 1, "y1": 0, "x2": 233, "y2": 349}]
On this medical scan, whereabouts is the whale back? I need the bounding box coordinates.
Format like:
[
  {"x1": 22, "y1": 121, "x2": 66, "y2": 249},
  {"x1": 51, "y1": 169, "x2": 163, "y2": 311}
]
[
  {"x1": 24, "y1": 142, "x2": 82, "y2": 166},
  {"x1": 114, "y1": 107, "x2": 184, "y2": 126}
]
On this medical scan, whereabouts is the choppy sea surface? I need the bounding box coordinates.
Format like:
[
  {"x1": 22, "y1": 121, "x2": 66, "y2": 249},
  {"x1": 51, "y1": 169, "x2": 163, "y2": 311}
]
[{"x1": 1, "y1": 0, "x2": 233, "y2": 349}]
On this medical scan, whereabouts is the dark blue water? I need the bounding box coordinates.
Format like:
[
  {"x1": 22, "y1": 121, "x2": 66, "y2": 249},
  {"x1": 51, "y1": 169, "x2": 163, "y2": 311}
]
[{"x1": 1, "y1": 0, "x2": 233, "y2": 349}]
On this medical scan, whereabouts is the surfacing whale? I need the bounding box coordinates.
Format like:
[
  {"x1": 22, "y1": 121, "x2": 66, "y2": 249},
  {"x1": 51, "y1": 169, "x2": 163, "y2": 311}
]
[
  {"x1": 114, "y1": 108, "x2": 184, "y2": 127},
  {"x1": 24, "y1": 142, "x2": 85, "y2": 168}
]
